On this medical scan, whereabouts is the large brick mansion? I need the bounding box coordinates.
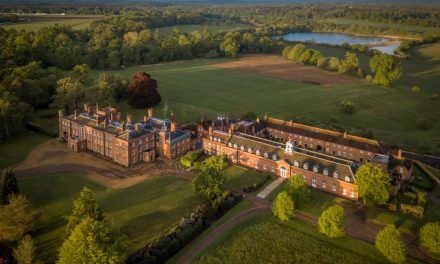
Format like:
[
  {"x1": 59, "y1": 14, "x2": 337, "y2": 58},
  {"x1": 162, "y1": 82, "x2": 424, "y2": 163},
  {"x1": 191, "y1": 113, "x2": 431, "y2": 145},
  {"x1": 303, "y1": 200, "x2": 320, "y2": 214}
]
[{"x1": 59, "y1": 106, "x2": 411, "y2": 200}]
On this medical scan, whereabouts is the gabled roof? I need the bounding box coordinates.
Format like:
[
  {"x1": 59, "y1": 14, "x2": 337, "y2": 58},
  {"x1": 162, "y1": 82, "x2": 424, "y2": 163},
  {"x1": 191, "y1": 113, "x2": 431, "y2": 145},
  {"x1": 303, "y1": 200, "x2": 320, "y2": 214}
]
[{"x1": 263, "y1": 117, "x2": 385, "y2": 154}]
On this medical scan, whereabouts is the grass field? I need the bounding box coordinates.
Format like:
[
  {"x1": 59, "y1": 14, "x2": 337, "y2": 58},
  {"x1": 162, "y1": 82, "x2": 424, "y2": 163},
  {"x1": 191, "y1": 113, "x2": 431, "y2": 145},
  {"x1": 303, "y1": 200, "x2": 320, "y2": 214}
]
[
  {"x1": 0, "y1": 133, "x2": 50, "y2": 169},
  {"x1": 192, "y1": 214, "x2": 418, "y2": 264},
  {"x1": 156, "y1": 23, "x2": 250, "y2": 35},
  {"x1": 0, "y1": 16, "x2": 100, "y2": 31},
  {"x1": 222, "y1": 166, "x2": 265, "y2": 190},
  {"x1": 321, "y1": 18, "x2": 440, "y2": 34},
  {"x1": 366, "y1": 200, "x2": 440, "y2": 234},
  {"x1": 18, "y1": 174, "x2": 200, "y2": 262}
]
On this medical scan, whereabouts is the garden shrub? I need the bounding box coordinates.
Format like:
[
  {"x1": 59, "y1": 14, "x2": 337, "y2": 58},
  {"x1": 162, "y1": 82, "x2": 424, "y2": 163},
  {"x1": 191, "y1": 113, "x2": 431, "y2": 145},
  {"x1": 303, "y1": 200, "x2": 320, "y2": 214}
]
[
  {"x1": 340, "y1": 99, "x2": 355, "y2": 114},
  {"x1": 419, "y1": 222, "x2": 440, "y2": 254},
  {"x1": 399, "y1": 204, "x2": 424, "y2": 218}
]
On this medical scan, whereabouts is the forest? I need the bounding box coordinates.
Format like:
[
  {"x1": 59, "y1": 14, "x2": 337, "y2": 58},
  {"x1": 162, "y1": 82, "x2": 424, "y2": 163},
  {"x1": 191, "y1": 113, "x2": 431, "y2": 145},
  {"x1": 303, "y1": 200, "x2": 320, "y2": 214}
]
[{"x1": 1, "y1": 2, "x2": 440, "y2": 141}]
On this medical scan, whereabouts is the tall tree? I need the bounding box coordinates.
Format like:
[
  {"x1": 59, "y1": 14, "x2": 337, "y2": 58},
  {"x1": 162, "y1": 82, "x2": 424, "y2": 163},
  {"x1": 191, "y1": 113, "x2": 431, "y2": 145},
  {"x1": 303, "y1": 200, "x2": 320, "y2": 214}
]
[
  {"x1": 51, "y1": 77, "x2": 85, "y2": 114},
  {"x1": 375, "y1": 225, "x2": 406, "y2": 264},
  {"x1": 272, "y1": 191, "x2": 295, "y2": 222},
  {"x1": 286, "y1": 174, "x2": 311, "y2": 208},
  {"x1": 0, "y1": 168, "x2": 19, "y2": 205},
  {"x1": 66, "y1": 187, "x2": 104, "y2": 235},
  {"x1": 0, "y1": 194, "x2": 38, "y2": 241},
  {"x1": 13, "y1": 235, "x2": 36, "y2": 264},
  {"x1": 58, "y1": 218, "x2": 127, "y2": 264},
  {"x1": 318, "y1": 205, "x2": 345, "y2": 238},
  {"x1": 338, "y1": 52, "x2": 360, "y2": 76},
  {"x1": 419, "y1": 222, "x2": 440, "y2": 254},
  {"x1": 127, "y1": 72, "x2": 161, "y2": 108},
  {"x1": 369, "y1": 54, "x2": 402, "y2": 87},
  {"x1": 355, "y1": 163, "x2": 391, "y2": 205},
  {"x1": 0, "y1": 92, "x2": 33, "y2": 140},
  {"x1": 220, "y1": 37, "x2": 240, "y2": 58},
  {"x1": 192, "y1": 167, "x2": 225, "y2": 201}
]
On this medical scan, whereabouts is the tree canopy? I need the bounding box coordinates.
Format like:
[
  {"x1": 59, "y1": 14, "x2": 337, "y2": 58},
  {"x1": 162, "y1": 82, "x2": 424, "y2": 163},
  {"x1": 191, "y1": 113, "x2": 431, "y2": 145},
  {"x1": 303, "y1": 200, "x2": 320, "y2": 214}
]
[
  {"x1": 272, "y1": 191, "x2": 295, "y2": 222},
  {"x1": 369, "y1": 54, "x2": 402, "y2": 87},
  {"x1": 419, "y1": 221, "x2": 440, "y2": 254},
  {"x1": 375, "y1": 225, "x2": 406, "y2": 264},
  {"x1": 58, "y1": 218, "x2": 127, "y2": 264},
  {"x1": 66, "y1": 187, "x2": 104, "y2": 235},
  {"x1": 355, "y1": 163, "x2": 391, "y2": 205},
  {"x1": 285, "y1": 174, "x2": 311, "y2": 209},
  {"x1": 0, "y1": 194, "x2": 38, "y2": 241},
  {"x1": 318, "y1": 205, "x2": 345, "y2": 238},
  {"x1": 127, "y1": 72, "x2": 161, "y2": 109},
  {"x1": 13, "y1": 235, "x2": 36, "y2": 264},
  {"x1": 0, "y1": 168, "x2": 19, "y2": 205},
  {"x1": 192, "y1": 167, "x2": 225, "y2": 201}
]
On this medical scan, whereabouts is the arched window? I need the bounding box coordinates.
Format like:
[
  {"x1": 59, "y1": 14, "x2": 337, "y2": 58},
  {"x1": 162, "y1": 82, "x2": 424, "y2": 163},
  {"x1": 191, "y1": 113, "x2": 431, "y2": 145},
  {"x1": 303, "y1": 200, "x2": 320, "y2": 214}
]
[
  {"x1": 264, "y1": 152, "x2": 269, "y2": 158},
  {"x1": 240, "y1": 145, "x2": 245, "y2": 151},
  {"x1": 303, "y1": 162, "x2": 309, "y2": 170},
  {"x1": 313, "y1": 164, "x2": 319, "y2": 173},
  {"x1": 234, "y1": 143, "x2": 238, "y2": 149},
  {"x1": 333, "y1": 171, "x2": 339, "y2": 178},
  {"x1": 228, "y1": 142, "x2": 232, "y2": 147},
  {"x1": 345, "y1": 176, "x2": 350, "y2": 182},
  {"x1": 248, "y1": 147, "x2": 253, "y2": 153},
  {"x1": 294, "y1": 161, "x2": 299, "y2": 167},
  {"x1": 256, "y1": 150, "x2": 260, "y2": 156},
  {"x1": 272, "y1": 154, "x2": 277, "y2": 161},
  {"x1": 323, "y1": 168, "x2": 329, "y2": 176}
]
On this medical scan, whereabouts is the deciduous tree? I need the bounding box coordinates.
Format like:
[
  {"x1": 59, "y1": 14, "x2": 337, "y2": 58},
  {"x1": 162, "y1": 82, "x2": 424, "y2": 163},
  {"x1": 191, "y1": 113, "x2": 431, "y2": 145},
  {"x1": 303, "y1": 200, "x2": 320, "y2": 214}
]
[
  {"x1": 127, "y1": 72, "x2": 161, "y2": 108},
  {"x1": 220, "y1": 37, "x2": 240, "y2": 58},
  {"x1": 51, "y1": 77, "x2": 85, "y2": 114},
  {"x1": 286, "y1": 174, "x2": 310, "y2": 208},
  {"x1": 318, "y1": 205, "x2": 345, "y2": 238},
  {"x1": 375, "y1": 225, "x2": 406, "y2": 264},
  {"x1": 355, "y1": 163, "x2": 391, "y2": 205},
  {"x1": 272, "y1": 191, "x2": 295, "y2": 221},
  {"x1": 193, "y1": 168, "x2": 225, "y2": 201},
  {"x1": 369, "y1": 54, "x2": 402, "y2": 87},
  {"x1": 0, "y1": 194, "x2": 38, "y2": 241},
  {"x1": 13, "y1": 235, "x2": 36, "y2": 264},
  {"x1": 419, "y1": 222, "x2": 440, "y2": 254}
]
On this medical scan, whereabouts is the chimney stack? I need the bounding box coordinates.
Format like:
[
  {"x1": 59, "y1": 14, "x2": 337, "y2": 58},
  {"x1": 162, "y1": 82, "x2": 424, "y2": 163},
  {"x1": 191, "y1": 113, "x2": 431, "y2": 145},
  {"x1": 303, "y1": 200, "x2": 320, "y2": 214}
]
[
  {"x1": 143, "y1": 115, "x2": 148, "y2": 123},
  {"x1": 104, "y1": 119, "x2": 109, "y2": 128},
  {"x1": 127, "y1": 114, "x2": 132, "y2": 124},
  {"x1": 148, "y1": 108, "x2": 153, "y2": 118},
  {"x1": 208, "y1": 125, "x2": 213, "y2": 136},
  {"x1": 84, "y1": 103, "x2": 89, "y2": 112},
  {"x1": 95, "y1": 102, "x2": 99, "y2": 113},
  {"x1": 397, "y1": 149, "x2": 402, "y2": 160},
  {"x1": 343, "y1": 131, "x2": 348, "y2": 138},
  {"x1": 256, "y1": 117, "x2": 260, "y2": 124},
  {"x1": 74, "y1": 110, "x2": 79, "y2": 118},
  {"x1": 171, "y1": 122, "x2": 176, "y2": 132},
  {"x1": 134, "y1": 123, "x2": 140, "y2": 131}
]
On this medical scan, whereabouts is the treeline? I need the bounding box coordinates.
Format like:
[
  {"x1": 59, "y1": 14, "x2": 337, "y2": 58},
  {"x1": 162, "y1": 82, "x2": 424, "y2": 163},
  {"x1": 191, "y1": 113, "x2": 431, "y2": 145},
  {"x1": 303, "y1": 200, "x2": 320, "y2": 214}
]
[
  {"x1": 282, "y1": 44, "x2": 402, "y2": 87},
  {"x1": 0, "y1": 14, "x2": 19, "y2": 23}
]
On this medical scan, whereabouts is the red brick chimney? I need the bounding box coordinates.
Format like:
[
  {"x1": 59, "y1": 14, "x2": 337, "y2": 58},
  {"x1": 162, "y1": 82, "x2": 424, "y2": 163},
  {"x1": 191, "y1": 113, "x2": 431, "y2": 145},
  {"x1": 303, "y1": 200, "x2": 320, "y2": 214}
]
[
  {"x1": 127, "y1": 114, "x2": 132, "y2": 124},
  {"x1": 208, "y1": 125, "x2": 213, "y2": 136},
  {"x1": 134, "y1": 123, "x2": 140, "y2": 131},
  {"x1": 171, "y1": 122, "x2": 176, "y2": 132},
  {"x1": 104, "y1": 119, "x2": 109, "y2": 128},
  {"x1": 74, "y1": 110, "x2": 79, "y2": 118},
  {"x1": 143, "y1": 115, "x2": 148, "y2": 123},
  {"x1": 148, "y1": 108, "x2": 153, "y2": 118}
]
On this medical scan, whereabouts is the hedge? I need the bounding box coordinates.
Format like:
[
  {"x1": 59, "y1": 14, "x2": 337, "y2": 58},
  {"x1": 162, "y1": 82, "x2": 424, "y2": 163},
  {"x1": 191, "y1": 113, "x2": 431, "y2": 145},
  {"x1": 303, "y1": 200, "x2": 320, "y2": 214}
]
[{"x1": 129, "y1": 191, "x2": 242, "y2": 264}]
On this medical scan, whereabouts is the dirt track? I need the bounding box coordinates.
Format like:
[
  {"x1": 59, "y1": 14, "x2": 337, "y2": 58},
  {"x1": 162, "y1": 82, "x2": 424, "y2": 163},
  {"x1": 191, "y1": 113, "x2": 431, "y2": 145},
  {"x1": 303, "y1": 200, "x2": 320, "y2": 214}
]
[{"x1": 213, "y1": 55, "x2": 363, "y2": 85}]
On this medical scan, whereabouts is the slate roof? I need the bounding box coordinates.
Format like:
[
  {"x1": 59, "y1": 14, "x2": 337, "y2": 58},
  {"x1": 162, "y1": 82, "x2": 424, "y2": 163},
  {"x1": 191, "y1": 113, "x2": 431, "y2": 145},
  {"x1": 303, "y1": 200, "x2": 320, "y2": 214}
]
[
  {"x1": 222, "y1": 132, "x2": 356, "y2": 182},
  {"x1": 263, "y1": 117, "x2": 385, "y2": 154}
]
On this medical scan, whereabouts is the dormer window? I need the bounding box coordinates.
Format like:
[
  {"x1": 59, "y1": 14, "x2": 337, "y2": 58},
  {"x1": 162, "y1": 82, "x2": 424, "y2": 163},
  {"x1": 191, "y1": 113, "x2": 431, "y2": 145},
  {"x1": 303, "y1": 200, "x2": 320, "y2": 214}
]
[
  {"x1": 256, "y1": 150, "x2": 260, "y2": 156},
  {"x1": 248, "y1": 147, "x2": 252, "y2": 153},
  {"x1": 228, "y1": 142, "x2": 232, "y2": 147},
  {"x1": 313, "y1": 165, "x2": 319, "y2": 173},
  {"x1": 303, "y1": 162, "x2": 309, "y2": 170},
  {"x1": 240, "y1": 145, "x2": 245, "y2": 151},
  {"x1": 209, "y1": 136, "x2": 213, "y2": 140},
  {"x1": 234, "y1": 144, "x2": 238, "y2": 149},
  {"x1": 345, "y1": 176, "x2": 350, "y2": 182},
  {"x1": 323, "y1": 168, "x2": 329, "y2": 176},
  {"x1": 333, "y1": 171, "x2": 339, "y2": 179},
  {"x1": 264, "y1": 152, "x2": 269, "y2": 158},
  {"x1": 294, "y1": 161, "x2": 299, "y2": 167},
  {"x1": 272, "y1": 155, "x2": 277, "y2": 161}
]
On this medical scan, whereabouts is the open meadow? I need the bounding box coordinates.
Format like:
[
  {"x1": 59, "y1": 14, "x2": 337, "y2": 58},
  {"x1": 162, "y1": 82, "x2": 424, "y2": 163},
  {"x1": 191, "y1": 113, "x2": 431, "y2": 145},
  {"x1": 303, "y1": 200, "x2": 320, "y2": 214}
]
[
  {"x1": 0, "y1": 15, "x2": 102, "y2": 31},
  {"x1": 18, "y1": 174, "x2": 200, "y2": 262},
  {"x1": 85, "y1": 52, "x2": 440, "y2": 155}
]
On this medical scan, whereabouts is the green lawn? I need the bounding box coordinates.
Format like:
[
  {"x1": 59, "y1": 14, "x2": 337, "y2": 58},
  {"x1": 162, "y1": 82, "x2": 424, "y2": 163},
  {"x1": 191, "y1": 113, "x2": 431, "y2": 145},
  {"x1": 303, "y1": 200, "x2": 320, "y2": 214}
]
[
  {"x1": 18, "y1": 174, "x2": 200, "y2": 262},
  {"x1": 156, "y1": 23, "x2": 250, "y2": 35},
  {"x1": 0, "y1": 18, "x2": 98, "y2": 31},
  {"x1": 222, "y1": 166, "x2": 265, "y2": 190},
  {"x1": 192, "y1": 214, "x2": 419, "y2": 264},
  {"x1": 268, "y1": 181, "x2": 347, "y2": 217},
  {"x1": 0, "y1": 133, "x2": 50, "y2": 169},
  {"x1": 167, "y1": 200, "x2": 253, "y2": 264},
  {"x1": 365, "y1": 200, "x2": 440, "y2": 234}
]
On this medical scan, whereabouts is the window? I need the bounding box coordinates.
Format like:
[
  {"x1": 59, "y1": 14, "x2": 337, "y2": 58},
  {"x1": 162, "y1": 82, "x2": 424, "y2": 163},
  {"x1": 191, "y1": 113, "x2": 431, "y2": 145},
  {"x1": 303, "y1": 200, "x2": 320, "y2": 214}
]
[
  {"x1": 303, "y1": 162, "x2": 309, "y2": 170},
  {"x1": 248, "y1": 147, "x2": 252, "y2": 153},
  {"x1": 240, "y1": 145, "x2": 245, "y2": 151},
  {"x1": 313, "y1": 165, "x2": 319, "y2": 173},
  {"x1": 333, "y1": 171, "x2": 339, "y2": 178},
  {"x1": 228, "y1": 142, "x2": 232, "y2": 147},
  {"x1": 255, "y1": 161, "x2": 259, "y2": 169},
  {"x1": 312, "y1": 178, "x2": 317, "y2": 187},
  {"x1": 342, "y1": 189, "x2": 347, "y2": 196},
  {"x1": 294, "y1": 161, "x2": 299, "y2": 167},
  {"x1": 323, "y1": 168, "x2": 329, "y2": 176},
  {"x1": 303, "y1": 175, "x2": 307, "y2": 181},
  {"x1": 271, "y1": 166, "x2": 275, "y2": 172},
  {"x1": 322, "y1": 181, "x2": 326, "y2": 189},
  {"x1": 345, "y1": 176, "x2": 351, "y2": 182},
  {"x1": 263, "y1": 164, "x2": 267, "y2": 170},
  {"x1": 256, "y1": 150, "x2": 260, "y2": 156},
  {"x1": 239, "y1": 156, "x2": 243, "y2": 162},
  {"x1": 264, "y1": 152, "x2": 269, "y2": 158},
  {"x1": 272, "y1": 155, "x2": 277, "y2": 161},
  {"x1": 332, "y1": 183, "x2": 337, "y2": 192},
  {"x1": 350, "y1": 191, "x2": 355, "y2": 198},
  {"x1": 234, "y1": 143, "x2": 238, "y2": 149}
]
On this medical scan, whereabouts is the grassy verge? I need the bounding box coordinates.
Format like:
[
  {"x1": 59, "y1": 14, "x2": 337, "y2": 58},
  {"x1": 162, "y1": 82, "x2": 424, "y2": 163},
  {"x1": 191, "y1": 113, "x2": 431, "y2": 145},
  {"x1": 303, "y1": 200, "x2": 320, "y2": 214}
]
[
  {"x1": 222, "y1": 166, "x2": 265, "y2": 190},
  {"x1": 192, "y1": 214, "x2": 420, "y2": 264},
  {"x1": 0, "y1": 133, "x2": 50, "y2": 169},
  {"x1": 19, "y1": 174, "x2": 200, "y2": 262}
]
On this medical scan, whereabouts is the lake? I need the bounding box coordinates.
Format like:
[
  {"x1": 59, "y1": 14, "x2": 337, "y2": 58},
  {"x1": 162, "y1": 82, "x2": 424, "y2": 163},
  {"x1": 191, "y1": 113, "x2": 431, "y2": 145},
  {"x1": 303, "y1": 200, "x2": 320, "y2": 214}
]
[{"x1": 276, "y1": 32, "x2": 398, "y2": 54}]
